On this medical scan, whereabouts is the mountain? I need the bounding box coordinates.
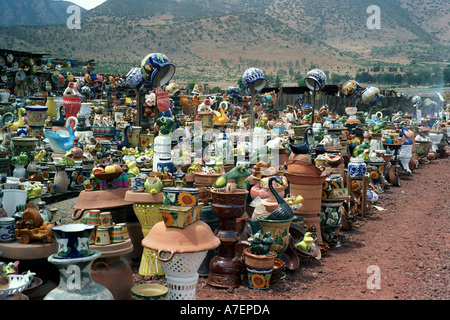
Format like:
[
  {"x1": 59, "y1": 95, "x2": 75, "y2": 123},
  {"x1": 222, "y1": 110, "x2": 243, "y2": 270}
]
[
  {"x1": 0, "y1": 0, "x2": 86, "y2": 26},
  {"x1": 0, "y1": 0, "x2": 448, "y2": 88}
]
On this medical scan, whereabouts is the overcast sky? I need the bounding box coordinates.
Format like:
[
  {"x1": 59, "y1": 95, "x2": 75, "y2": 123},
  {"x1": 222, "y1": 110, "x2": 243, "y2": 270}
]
[{"x1": 65, "y1": 0, "x2": 107, "y2": 10}]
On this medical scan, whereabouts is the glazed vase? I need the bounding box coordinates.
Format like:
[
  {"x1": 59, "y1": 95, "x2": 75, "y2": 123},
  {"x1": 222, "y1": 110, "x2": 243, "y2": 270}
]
[
  {"x1": 347, "y1": 157, "x2": 366, "y2": 179},
  {"x1": 44, "y1": 250, "x2": 114, "y2": 300},
  {"x1": 62, "y1": 95, "x2": 81, "y2": 119},
  {"x1": 207, "y1": 189, "x2": 249, "y2": 288},
  {"x1": 243, "y1": 248, "x2": 277, "y2": 290}
]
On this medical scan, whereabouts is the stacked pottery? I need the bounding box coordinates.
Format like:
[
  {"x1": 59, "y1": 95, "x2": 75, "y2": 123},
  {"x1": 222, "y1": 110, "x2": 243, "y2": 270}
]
[
  {"x1": 142, "y1": 220, "x2": 220, "y2": 300},
  {"x1": 124, "y1": 191, "x2": 165, "y2": 276},
  {"x1": 45, "y1": 223, "x2": 114, "y2": 300},
  {"x1": 285, "y1": 160, "x2": 330, "y2": 243}
]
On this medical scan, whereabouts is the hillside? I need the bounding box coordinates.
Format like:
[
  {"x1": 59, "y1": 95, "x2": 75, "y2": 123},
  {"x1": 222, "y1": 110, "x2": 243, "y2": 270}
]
[
  {"x1": 0, "y1": 0, "x2": 449, "y2": 88},
  {"x1": 0, "y1": 0, "x2": 86, "y2": 26}
]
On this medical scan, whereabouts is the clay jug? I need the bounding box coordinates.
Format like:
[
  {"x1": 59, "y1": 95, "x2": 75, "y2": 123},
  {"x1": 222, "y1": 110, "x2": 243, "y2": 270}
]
[{"x1": 54, "y1": 164, "x2": 69, "y2": 193}]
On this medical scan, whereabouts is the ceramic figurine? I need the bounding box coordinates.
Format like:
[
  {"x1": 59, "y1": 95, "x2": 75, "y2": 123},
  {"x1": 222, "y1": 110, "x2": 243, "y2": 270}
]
[
  {"x1": 144, "y1": 176, "x2": 163, "y2": 194},
  {"x1": 212, "y1": 163, "x2": 251, "y2": 190},
  {"x1": 264, "y1": 176, "x2": 294, "y2": 220},
  {"x1": 294, "y1": 232, "x2": 315, "y2": 253}
]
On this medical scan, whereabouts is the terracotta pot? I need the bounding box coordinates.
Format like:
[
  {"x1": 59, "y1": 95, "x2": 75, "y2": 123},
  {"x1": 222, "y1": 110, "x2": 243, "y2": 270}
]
[
  {"x1": 243, "y1": 248, "x2": 276, "y2": 290},
  {"x1": 286, "y1": 159, "x2": 325, "y2": 176},
  {"x1": 193, "y1": 172, "x2": 220, "y2": 185},
  {"x1": 91, "y1": 257, "x2": 134, "y2": 300}
]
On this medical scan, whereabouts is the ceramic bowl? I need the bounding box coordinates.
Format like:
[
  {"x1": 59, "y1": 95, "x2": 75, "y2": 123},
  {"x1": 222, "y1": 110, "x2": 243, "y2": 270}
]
[{"x1": 131, "y1": 284, "x2": 168, "y2": 300}]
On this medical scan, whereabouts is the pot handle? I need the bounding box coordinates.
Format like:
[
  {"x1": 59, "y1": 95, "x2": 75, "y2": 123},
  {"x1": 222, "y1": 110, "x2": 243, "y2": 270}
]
[
  {"x1": 157, "y1": 250, "x2": 175, "y2": 262},
  {"x1": 72, "y1": 209, "x2": 85, "y2": 221},
  {"x1": 92, "y1": 261, "x2": 110, "y2": 271},
  {"x1": 317, "y1": 166, "x2": 326, "y2": 172}
]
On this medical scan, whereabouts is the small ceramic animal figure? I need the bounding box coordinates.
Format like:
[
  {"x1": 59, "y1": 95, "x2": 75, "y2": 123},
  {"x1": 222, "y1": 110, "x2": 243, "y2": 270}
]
[
  {"x1": 294, "y1": 232, "x2": 315, "y2": 253},
  {"x1": 212, "y1": 164, "x2": 251, "y2": 190}
]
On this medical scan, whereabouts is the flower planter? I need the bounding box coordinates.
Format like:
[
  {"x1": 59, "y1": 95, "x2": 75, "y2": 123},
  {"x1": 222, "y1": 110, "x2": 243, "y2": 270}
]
[{"x1": 243, "y1": 248, "x2": 276, "y2": 290}]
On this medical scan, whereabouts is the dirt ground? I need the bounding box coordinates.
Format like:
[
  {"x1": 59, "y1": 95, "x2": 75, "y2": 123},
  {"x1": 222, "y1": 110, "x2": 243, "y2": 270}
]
[
  {"x1": 51, "y1": 156, "x2": 449, "y2": 301},
  {"x1": 129, "y1": 157, "x2": 449, "y2": 301}
]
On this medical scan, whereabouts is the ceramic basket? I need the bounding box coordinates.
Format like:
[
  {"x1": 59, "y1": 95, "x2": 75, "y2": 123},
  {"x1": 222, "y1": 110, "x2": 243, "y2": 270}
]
[{"x1": 159, "y1": 204, "x2": 203, "y2": 228}]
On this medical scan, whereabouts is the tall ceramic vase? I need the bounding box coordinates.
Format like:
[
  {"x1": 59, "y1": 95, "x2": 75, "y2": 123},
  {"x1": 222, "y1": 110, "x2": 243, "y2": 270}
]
[
  {"x1": 54, "y1": 164, "x2": 69, "y2": 193},
  {"x1": 45, "y1": 96, "x2": 57, "y2": 119},
  {"x1": 45, "y1": 250, "x2": 114, "y2": 300},
  {"x1": 319, "y1": 199, "x2": 345, "y2": 237},
  {"x1": 62, "y1": 95, "x2": 81, "y2": 119}
]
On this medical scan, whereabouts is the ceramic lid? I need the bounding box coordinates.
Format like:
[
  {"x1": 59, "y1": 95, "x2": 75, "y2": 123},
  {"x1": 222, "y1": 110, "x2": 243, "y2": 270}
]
[{"x1": 142, "y1": 221, "x2": 220, "y2": 254}]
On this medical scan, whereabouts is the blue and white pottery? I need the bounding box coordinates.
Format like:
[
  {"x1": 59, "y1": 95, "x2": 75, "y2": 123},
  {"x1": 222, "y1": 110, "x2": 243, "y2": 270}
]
[
  {"x1": 305, "y1": 69, "x2": 326, "y2": 91},
  {"x1": 130, "y1": 176, "x2": 145, "y2": 192},
  {"x1": 126, "y1": 67, "x2": 145, "y2": 90},
  {"x1": 347, "y1": 157, "x2": 366, "y2": 179},
  {"x1": 52, "y1": 223, "x2": 95, "y2": 259},
  {"x1": 140, "y1": 53, "x2": 176, "y2": 87},
  {"x1": 0, "y1": 217, "x2": 16, "y2": 242},
  {"x1": 157, "y1": 157, "x2": 175, "y2": 174},
  {"x1": 412, "y1": 95, "x2": 421, "y2": 106},
  {"x1": 17, "y1": 126, "x2": 28, "y2": 137},
  {"x1": 242, "y1": 68, "x2": 267, "y2": 91}
]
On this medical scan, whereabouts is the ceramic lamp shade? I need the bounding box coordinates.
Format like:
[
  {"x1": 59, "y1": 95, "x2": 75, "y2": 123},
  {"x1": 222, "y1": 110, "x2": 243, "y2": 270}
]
[
  {"x1": 243, "y1": 68, "x2": 266, "y2": 92},
  {"x1": 305, "y1": 69, "x2": 326, "y2": 91}
]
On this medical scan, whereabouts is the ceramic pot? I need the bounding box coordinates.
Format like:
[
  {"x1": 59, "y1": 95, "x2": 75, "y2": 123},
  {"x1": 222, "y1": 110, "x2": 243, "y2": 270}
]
[
  {"x1": 13, "y1": 164, "x2": 26, "y2": 178},
  {"x1": 17, "y1": 126, "x2": 28, "y2": 137},
  {"x1": 45, "y1": 250, "x2": 114, "y2": 300},
  {"x1": 257, "y1": 216, "x2": 293, "y2": 258},
  {"x1": 156, "y1": 157, "x2": 174, "y2": 174},
  {"x1": 347, "y1": 157, "x2": 366, "y2": 179},
  {"x1": 140, "y1": 53, "x2": 175, "y2": 87},
  {"x1": 0, "y1": 217, "x2": 16, "y2": 242},
  {"x1": 12, "y1": 137, "x2": 38, "y2": 156},
  {"x1": 319, "y1": 199, "x2": 345, "y2": 234},
  {"x1": 287, "y1": 159, "x2": 325, "y2": 176},
  {"x1": 25, "y1": 105, "x2": 48, "y2": 129},
  {"x1": 242, "y1": 68, "x2": 267, "y2": 91},
  {"x1": 52, "y1": 223, "x2": 95, "y2": 259},
  {"x1": 305, "y1": 69, "x2": 326, "y2": 91},
  {"x1": 367, "y1": 161, "x2": 385, "y2": 193},
  {"x1": 243, "y1": 248, "x2": 276, "y2": 290}
]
